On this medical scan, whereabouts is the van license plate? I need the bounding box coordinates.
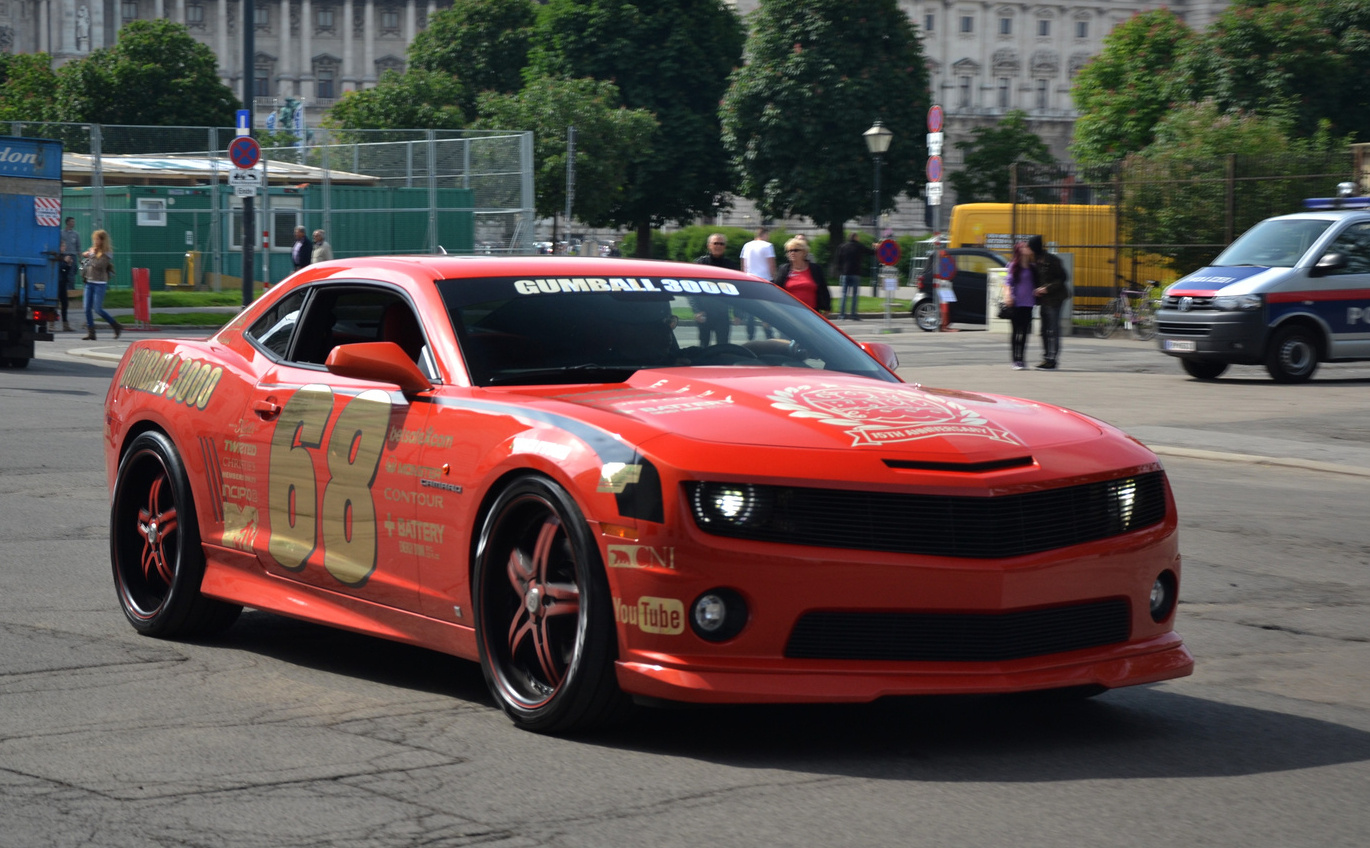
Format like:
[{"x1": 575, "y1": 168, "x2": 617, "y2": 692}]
[{"x1": 1165, "y1": 340, "x2": 1197, "y2": 352}]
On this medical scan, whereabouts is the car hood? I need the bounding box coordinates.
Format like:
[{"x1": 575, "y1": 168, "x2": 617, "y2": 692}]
[{"x1": 522, "y1": 369, "x2": 1106, "y2": 464}]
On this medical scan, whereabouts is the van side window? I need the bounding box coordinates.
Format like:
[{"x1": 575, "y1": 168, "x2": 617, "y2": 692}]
[{"x1": 1324, "y1": 223, "x2": 1370, "y2": 275}]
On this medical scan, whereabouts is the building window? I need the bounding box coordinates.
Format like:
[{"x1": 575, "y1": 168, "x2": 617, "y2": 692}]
[
  {"x1": 998, "y1": 78, "x2": 1010, "y2": 108},
  {"x1": 317, "y1": 6, "x2": 334, "y2": 29},
  {"x1": 1036, "y1": 79, "x2": 1049, "y2": 109},
  {"x1": 186, "y1": 3, "x2": 204, "y2": 25},
  {"x1": 958, "y1": 76, "x2": 972, "y2": 108},
  {"x1": 121, "y1": 0, "x2": 138, "y2": 23},
  {"x1": 1037, "y1": 19, "x2": 1050, "y2": 37},
  {"x1": 254, "y1": 67, "x2": 271, "y2": 98},
  {"x1": 254, "y1": 7, "x2": 269, "y2": 28},
  {"x1": 381, "y1": 8, "x2": 400, "y2": 32},
  {"x1": 137, "y1": 198, "x2": 166, "y2": 227},
  {"x1": 999, "y1": 17, "x2": 1011, "y2": 35},
  {"x1": 925, "y1": 13, "x2": 934, "y2": 32},
  {"x1": 316, "y1": 68, "x2": 334, "y2": 100},
  {"x1": 1075, "y1": 20, "x2": 1088, "y2": 39},
  {"x1": 960, "y1": 15, "x2": 974, "y2": 34}
]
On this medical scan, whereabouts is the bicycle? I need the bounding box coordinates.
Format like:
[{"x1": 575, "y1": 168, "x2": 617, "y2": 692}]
[{"x1": 1094, "y1": 281, "x2": 1161, "y2": 341}]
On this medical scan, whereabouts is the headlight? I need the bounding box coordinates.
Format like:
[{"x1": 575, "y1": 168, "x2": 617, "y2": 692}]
[
  {"x1": 1213, "y1": 293, "x2": 1263, "y2": 311},
  {"x1": 690, "y1": 482, "x2": 770, "y2": 527}
]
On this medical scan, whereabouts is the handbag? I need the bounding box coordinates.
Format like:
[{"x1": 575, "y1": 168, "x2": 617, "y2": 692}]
[{"x1": 997, "y1": 302, "x2": 1013, "y2": 320}]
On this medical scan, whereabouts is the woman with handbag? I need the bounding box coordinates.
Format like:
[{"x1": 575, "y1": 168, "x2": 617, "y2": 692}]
[
  {"x1": 1005, "y1": 241, "x2": 1037, "y2": 370},
  {"x1": 81, "y1": 229, "x2": 122, "y2": 340}
]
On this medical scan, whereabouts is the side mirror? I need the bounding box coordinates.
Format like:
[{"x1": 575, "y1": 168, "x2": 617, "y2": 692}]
[
  {"x1": 325, "y1": 342, "x2": 433, "y2": 393},
  {"x1": 860, "y1": 341, "x2": 899, "y2": 372},
  {"x1": 1311, "y1": 252, "x2": 1348, "y2": 277}
]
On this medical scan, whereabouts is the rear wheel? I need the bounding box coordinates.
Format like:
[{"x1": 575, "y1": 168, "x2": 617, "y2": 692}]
[
  {"x1": 1132, "y1": 301, "x2": 1158, "y2": 341},
  {"x1": 912, "y1": 299, "x2": 941, "y2": 332},
  {"x1": 110, "y1": 431, "x2": 242, "y2": 637},
  {"x1": 1094, "y1": 301, "x2": 1120, "y2": 339},
  {"x1": 473, "y1": 475, "x2": 627, "y2": 733},
  {"x1": 1265, "y1": 325, "x2": 1319, "y2": 383},
  {"x1": 1181, "y1": 358, "x2": 1229, "y2": 380}
]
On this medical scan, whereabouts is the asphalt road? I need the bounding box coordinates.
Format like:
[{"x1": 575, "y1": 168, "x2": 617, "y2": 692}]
[{"x1": 1, "y1": 324, "x2": 1367, "y2": 848}]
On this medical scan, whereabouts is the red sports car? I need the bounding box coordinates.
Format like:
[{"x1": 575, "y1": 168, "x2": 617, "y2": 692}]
[{"x1": 104, "y1": 256, "x2": 1192, "y2": 732}]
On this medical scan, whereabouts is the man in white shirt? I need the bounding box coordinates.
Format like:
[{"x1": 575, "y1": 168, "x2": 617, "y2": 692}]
[{"x1": 739, "y1": 226, "x2": 776, "y2": 280}]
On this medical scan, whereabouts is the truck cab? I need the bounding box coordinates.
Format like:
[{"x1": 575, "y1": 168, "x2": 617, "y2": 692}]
[
  {"x1": 0, "y1": 136, "x2": 63, "y2": 368},
  {"x1": 1155, "y1": 196, "x2": 1370, "y2": 382}
]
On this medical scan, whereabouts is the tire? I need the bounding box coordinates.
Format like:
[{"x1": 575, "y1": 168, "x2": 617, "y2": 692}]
[
  {"x1": 1265, "y1": 325, "x2": 1319, "y2": 383},
  {"x1": 1181, "y1": 358, "x2": 1229, "y2": 380},
  {"x1": 110, "y1": 431, "x2": 242, "y2": 637},
  {"x1": 473, "y1": 475, "x2": 628, "y2": 733},
  {"x1": 1094, "y1": 301, "x2": 1120, "y2": 339},
  {"x1": 1132, "y1": 303, "x2": 1158, "y2": 341},
  {"x1": 912, "y1": 299, "x2": 941, "y2": 332},
  {"x1": 7, "y1": 357, "x2": 30, "y2": 369}
]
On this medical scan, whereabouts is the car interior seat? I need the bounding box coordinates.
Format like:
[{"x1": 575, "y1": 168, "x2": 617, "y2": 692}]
[{"x1": 379, "y1": 302, "x2": 424, "y2": 362}]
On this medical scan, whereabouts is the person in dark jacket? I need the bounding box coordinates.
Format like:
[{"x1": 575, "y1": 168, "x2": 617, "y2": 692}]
[
  {"x1": 833, "y1": 233, "x2": 872, "y2": 320},
  {"x1": 774, "y1": 236, "x2": 831, "y2": 315},
  {"x1": 692, "y1": 233, "x2": 737, "y2": 345},
  {"x1": 1028, "y1": 234, "x2": 1069, "y2": 369},
  {"x1": 291, "y1": 226, "x2": 312, "y2": 271}
]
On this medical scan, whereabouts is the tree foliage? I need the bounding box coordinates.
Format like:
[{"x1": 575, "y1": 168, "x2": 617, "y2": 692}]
[
  {"x1": 408, "y1": 0, "x2": 535, "y2": 116},
  {"x1": 51, "y1": 20, "x2": 239, "y2": 129},
  {"x1": 0, "y1": 53, "x2": 59, "y2": 123},
  {"x1": 947, "y1": 110, "x2": 1055, "y2": 203},
  {"x1": 1069, "y1": 10, "x2": 1197, "y2": 166},
  {"x1": 528, "y1": 0, "x2": 745, "y2": 256},
  {"x1": 720, "y1": 0, "x2": 929, "y2": 248},
  {"x1": 324, "y1": 69, "x2": 467, "y2": 132},
  {"x1": 472, "y1": 76, "x2": 656, "y2": 227}
]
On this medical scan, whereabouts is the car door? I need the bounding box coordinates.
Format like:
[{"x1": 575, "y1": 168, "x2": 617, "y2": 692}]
[
  {"x1": 1311, "y1": 221, "x2": 1370, "y2": 358},
  {"x1": 238, "y1": 283, "x2": 432, "y2": 611},
  {"x1": 952, "y1": 251, "x2": 996, "y2": 324}
]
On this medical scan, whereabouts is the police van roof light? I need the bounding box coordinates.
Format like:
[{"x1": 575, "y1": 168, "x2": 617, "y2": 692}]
[{"x1": 1303, "y1": 196, "x2": 1370, "y2": 210}]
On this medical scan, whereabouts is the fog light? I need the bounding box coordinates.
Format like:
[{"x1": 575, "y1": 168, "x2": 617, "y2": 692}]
[
  {"x1": 1150, "y1": 570, "x2": 1178, "y2": 622},
  {"x1": 690, "y1": 588, "x2": 748, "y2": 642}
]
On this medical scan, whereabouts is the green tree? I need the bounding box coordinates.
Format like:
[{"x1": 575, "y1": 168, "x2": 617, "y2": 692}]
[
  {"x1": 528, "y1": 0, "x2": 745, "y2": 257},
  {"x1": 325, "y1": 69, "x2": 467, "y2": 132},
  {"x1": 51, "y1": 20, "x2": 239, "y2": 130},
  {"x1": 947, "y1": 110, "x2": 1055, "y2": 203},
  {"x1": 408, "y1": 0, "x2": 536, "y2": 116},
  {"x1": 472, "y1": 76, "x2": 657, "y2": 240},
  {"x1": 720, "y1": 0, "x2": 929, "y2": 250},
  {"x1": 1069, "y1": 9, "x2": 1197, "y2": 166},
  {"x1": 0, "y1": 53, "x2": 59, "y2": 123}
]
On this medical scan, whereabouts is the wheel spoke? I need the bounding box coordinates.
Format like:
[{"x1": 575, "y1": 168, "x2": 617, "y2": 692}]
[
  {"x1": 542, "y1": 580, "x2": 580, "y2": 618},
  {"x1": 534, "y1": 617, "x2": 564, "y2": 685},
  {"x1": 530, "y1": 517, "x2": 560, "y2": 583}
]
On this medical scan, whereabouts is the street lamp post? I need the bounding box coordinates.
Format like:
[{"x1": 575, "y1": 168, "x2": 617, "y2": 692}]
[{"x1": 863, "y1": 120, "x2": 893, "y2": 299}]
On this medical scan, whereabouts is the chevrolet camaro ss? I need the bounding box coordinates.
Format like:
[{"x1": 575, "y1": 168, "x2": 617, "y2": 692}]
[{"x1": 104, "y1": 256, "x2": 1193, "y2": 732}]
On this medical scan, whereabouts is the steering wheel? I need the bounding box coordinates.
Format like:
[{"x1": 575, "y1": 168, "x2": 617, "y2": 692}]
[{"x1": 692, "y1": 343, "x2": 761, "y2": 364}]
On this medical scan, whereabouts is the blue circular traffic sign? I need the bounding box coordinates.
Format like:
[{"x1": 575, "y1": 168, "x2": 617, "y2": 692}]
[
  {"x1": 876, "y1": 238, "x2": 901, "y2": 266},
  {"x1": 926, "y1": 155, "x2": 943, "y2": 182},
  {"x1": 229, "y1": 136, "x2": 261, "y2": 169}
]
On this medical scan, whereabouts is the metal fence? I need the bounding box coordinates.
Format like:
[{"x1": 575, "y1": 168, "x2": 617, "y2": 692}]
[{"x1": 4, "y1": 122, "x2": 534, "y2": 289}]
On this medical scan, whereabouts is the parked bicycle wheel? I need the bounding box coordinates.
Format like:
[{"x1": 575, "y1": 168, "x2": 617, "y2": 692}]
[
  {"x1": 1132, "y1": 298, "x2": 1158, "y2": 341},
  {"x1": 1094, "y1": 300, "x2": 1121, "y2": 339}
]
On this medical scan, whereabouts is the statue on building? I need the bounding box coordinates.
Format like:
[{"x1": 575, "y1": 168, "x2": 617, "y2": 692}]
[{"x1": 76, "y1": 5, "x2": 90, "y2": 52}]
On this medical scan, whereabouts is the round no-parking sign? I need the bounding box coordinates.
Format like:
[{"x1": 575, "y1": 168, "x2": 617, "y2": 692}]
[{"x1": 229, "y1": 136, "x2": 261, "y2": 169}]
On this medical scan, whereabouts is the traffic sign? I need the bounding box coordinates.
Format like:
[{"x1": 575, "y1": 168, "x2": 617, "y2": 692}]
[
  {"x1": 228, "y1": 136, "x2": 261, "y2": 169},
  {"x1": 926, "y1": 181, "x2": 943, "y2": 206},
  {"x1": 227, "y1": 168, "x2": 262, "y2": 188},
  {"x1": 926, "y1": 155, "x2": 943, "y2": 182},
  {"x1": 236, "y1": 109, "x2": 251, "y2": 136},
  {"x1": 876, "y1": 238, "x2": 901, "y2": 267},
  {"x1": 926, "y1": 132, "x2": 943, "y2": 156},
  {"x1": 927, "y1": 104, "x2": 944, "y2": 133}
]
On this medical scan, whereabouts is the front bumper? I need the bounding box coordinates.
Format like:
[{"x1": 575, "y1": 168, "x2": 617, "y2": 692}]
[{"x1": 1156, "y1": 308, "x2": 1268, "y2": 363}]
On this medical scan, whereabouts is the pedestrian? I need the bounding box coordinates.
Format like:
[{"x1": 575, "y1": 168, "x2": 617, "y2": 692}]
[
  {"x1": 291, "y1": 225, "x2": 312, "y2": 271},
  {"x1": 57, "y1": 216, "x2": 81, "y2": 332},
  {"x1": 775, "y1": 237, "x2": 831, "y2": 316},
  {"x1": 834, "y1": 233, "x2": 872, "y2": 320},
  {"x1": 81, "y1": 229, "x2": 121, "y2": 340},
  {"x1": 739, "y1": 226, "x2": 778, "y2": 338},
  {"x1": 1028, "y1": 234, "x2": 1068, "y2": 369},
  {"x1": 692, "y1": 232, "x2": 737, "y2": 346},
  {"x1": 1004, "y1": 241, "x2": 1037, "y2": 370},
  {"x1": 311, "y1": 229, "x2": 334, "y2": 263}
]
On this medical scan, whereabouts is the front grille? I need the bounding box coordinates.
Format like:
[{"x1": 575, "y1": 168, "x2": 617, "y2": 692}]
[
  {"x1": 685, "y1": 472, "x2": 1166, "y2": 559},
  {"x1": 1163, "y1": 295, "x2": 1216, "y2": 309},
  {"x1": 785, "y1": 599, "x2": 1131, "y2": 662},
  {"x1": 1157, "y1": 322, "x2": 1211, "y2": 337}
]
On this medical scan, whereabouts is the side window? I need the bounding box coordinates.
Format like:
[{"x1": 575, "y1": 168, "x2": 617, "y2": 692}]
[
  {"x1": 1325, "y1": 222, "x2": 1370, "y2": 275},
  {"x1": 246, "y1": 289, "x2": 308, "y2": 358},
  {"x1": 288, "y1": 286, "x2": 428, "y2": 369},
  {"x1": 960, "y1": 254, "x2": 996, "y2": 276}
]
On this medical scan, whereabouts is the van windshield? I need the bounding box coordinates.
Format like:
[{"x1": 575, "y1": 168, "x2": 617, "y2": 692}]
[{"x1": 1211, "y1": 219, "x2": 1333, "y2": 268}]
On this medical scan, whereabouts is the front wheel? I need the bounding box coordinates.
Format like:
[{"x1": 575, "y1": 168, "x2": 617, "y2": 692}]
[
  {"x1": 1181, "y1": 358, "x2": 1229, "y2": 380},
  {"x1": 110, "y1": 431, "x2": 242, "y2": 637},
  {"x1": 1094, "y1": 302, "x2": 1120, "y2": 339},
  {"x1": 473, "y1": 476, "x2": 627, "y2": 733},
  {"x1": 1265, "y1": 325, "x2": 1319, "y2": 383},
  {"x1": 1132, "y1": 303, "x2": 1158, "y2": 341},
  {"x1": 912, "y1": 299, "x2": 941, "y2": 332}
]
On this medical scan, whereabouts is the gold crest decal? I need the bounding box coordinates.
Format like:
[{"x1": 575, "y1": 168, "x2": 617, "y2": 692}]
[{"x1": 769, "y1": 384, "x2": 1023, "y2": 447}]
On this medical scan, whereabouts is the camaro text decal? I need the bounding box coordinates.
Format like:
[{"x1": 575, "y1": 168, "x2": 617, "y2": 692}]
[{"x1": 769, "y1": 384, "x2": 1024, "y2": 447}]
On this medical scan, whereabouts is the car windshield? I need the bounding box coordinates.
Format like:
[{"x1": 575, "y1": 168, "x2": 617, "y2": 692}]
[
  {"x1": 437, "y1": 275, "x2": 897, "y2": 386},
  {"x1": 1211, "y1": 218, "x2": 1333, "y2": 268}
]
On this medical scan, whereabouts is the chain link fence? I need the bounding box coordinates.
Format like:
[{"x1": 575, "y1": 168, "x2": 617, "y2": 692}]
[{"x1": 4, "y1": 122, "x2": 533, "y2": 290}]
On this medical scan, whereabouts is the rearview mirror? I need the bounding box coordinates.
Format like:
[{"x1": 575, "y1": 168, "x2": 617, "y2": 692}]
[
  {"x1": 325, "y1": 342, "x2": 433, "y2": 393},
  {"x1": 860, "y1": 341, "x2": 899, "y2": 372}
]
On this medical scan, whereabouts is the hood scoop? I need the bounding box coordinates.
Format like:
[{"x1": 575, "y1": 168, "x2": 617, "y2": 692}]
[{"x1": 882, "y1": 456, "x2": 1035, "y2": 473}]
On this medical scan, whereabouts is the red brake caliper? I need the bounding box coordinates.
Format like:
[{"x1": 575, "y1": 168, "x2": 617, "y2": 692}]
[
  {"x1": 506, "y1": 516, "x2": 580, "y2": 687},
  {"x1": 137, "y1": 474, "x2": 178, "y2": 586}
]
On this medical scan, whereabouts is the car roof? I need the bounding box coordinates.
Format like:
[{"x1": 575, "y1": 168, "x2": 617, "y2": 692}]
[{"x1": 304, "y1": 254, "x2": 762, "y2": 283}]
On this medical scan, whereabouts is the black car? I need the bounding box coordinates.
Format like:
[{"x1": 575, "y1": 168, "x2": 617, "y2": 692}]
[{"x1": 911, "y1": 248, "x2": 1007, "y2": 331}]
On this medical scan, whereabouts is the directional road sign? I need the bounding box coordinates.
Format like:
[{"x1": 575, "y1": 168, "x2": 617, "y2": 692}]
[{"x1": 229, "y1": 136, "x2": 261, "y2": 170}]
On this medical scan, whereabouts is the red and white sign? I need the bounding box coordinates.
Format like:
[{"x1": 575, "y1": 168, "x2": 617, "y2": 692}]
[{"x1": 34, "y1": 197, "x2": 61, "y2": 227}]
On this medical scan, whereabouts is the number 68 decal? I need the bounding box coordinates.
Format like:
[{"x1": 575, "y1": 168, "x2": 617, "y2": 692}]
[{"x1": 267, "y1": 384, "x2": 391, "y2": 586}]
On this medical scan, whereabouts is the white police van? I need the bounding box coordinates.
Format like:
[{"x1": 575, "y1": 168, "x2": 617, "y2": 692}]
[{"x1": 1155, "y1": 192, "x2": 1370, "y2": 382}]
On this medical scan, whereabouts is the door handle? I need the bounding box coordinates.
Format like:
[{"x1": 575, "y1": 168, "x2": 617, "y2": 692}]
[{"x1": 253, "y1": 399, "x2": 282, "y2": 419}]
